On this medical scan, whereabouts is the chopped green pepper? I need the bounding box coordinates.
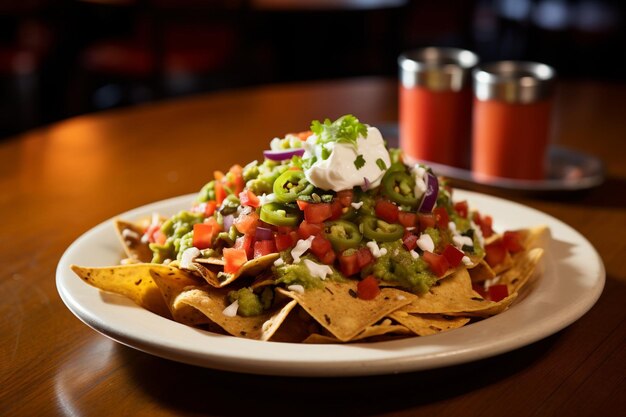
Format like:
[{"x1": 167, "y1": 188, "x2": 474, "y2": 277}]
[
  {"x1": 382, "y1": 171, "x2": 418, "y2": 207},
  {"x1": 360, "y1": 216, "x2": 404, "y2": 242},
  {"x1": 273, "y1": 170, "x2": 314, "y2": 203},
  {"x1": 324, "y1": 220, "x2": 362, "y2": 252},
  {"x1": 260, "y1": 202, "x2": 301, "y2": 227}
]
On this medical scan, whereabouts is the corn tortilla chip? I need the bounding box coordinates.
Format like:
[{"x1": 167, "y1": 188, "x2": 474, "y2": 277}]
[
  {"x1": 148, "y1": 269, "x2": 210, "y2": 326},
  {"x1": 174, "y1": 287, "x2": 298, "y2": 340},
  {"x1": 71, "y1": 264, "x2": 176, "y2": 318},
  {"x1": 499, "y1": 248, "x2": 544, "y2": 294},
  {"x1": 277, "y1": 280, "x2": 416, "y2": 342},
  {"x1": 469, "y1": 259, "x2": 497, "y2": 283},
  {"x1": 114, "y1": 219, "x2": 153, "y2": 263},
  {"x1": 184, "y1": 253, "x2": 279, "y2": 288},
  {"x1": 388, "y1": 311, "x2": 471, "y2": 336},
  {"x1": 401, "y1": 268, "x2": 494, "y2": 315}
]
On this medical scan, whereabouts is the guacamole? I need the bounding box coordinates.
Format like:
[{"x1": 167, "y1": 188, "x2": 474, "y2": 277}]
[{"x1": 371, "y1": 241, "x2": 437, "y2": 293}]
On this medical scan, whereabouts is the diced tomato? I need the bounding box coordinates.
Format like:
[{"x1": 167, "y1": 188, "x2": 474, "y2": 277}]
[
  {"x1": 295, "y1": 130, "x2": 312, "y2": 141},
  {"x1": 296, "y1": 200, "x2": 309, "y2": 211},
  {"x1": 356, "y1": 246, "x2": 374, "y2": 268},
  {"x1": 398, "y1": 211, "x2": 417, "y2": 228},
  {"x1": 422, "y1": 251, "x2": 450, "y2": 277},
  {"x1": 192, "y1": 222, "x2": 218, "y2": 250},
  {"x1": 442, "y1": 244, "x2": 465, "y2": 268},
  {"x1": 298, "y1": 220, "x2": 323, "y2": 239},
  {"x1": 203, "y1": 201, "x2": 217, "y2": 217},
  {"x1": 275, "y1": 232, "x2": 296, "y2": 251},
  {"x1": 485, "y1": 240, "x2": 507, "y2": 267},
  {"x1": 338, "y1": 250, "x2": 360, "y2": 276},
  {"x1": 472, "y1": 283, "x2": 487, "y2": 299},
  {"x1": 239, "y1": 190, "x2": 260, "y2": 208},
  {"x1": 433, "y1": 207, "x2": 450, "y2": 229},
  {"x1": 233, "y1": 234, "x2": 254, "y2": 259},
  {"x1": 472, "y1": 212, "x2": 494, "y2": 238},
  {"x1": 357, "y1": 276, "x2": 380, "y2": 300},
  {"x1": 329, "y1": 199, "x2": 344, "y2": 220},
  {"x1": 502, "y1": 230, "x2": 524, "y2": 253},
  {"x1": 317, "y1": 249, "x2": 336, "y2": 265},
  {"x1": 336, "y1": 190, "x2": 354, "y2": 207},
  {"x1": 375, "y1": 200, "x2": 399, "y2": 223},
  {"x1": 487, "y1": 284, "x2": 509, "y2": 302},
  {"x1": 253, "y1": 239, "x2": 276, "y2": 258},
  {"x1": 454, "y1": 201, "x2": 469, "y2": 218},
  {"x1": 234, "y1": 211, "x2": 259, "y2": 235},
  {"x1": 402, "y1": 232, "x2": 418, "y2": 251},
  {"x1": 214, "y1": 181, "x2": 226, "y2": 205},
  {"x1": 303, "y1": 203, "x2": 333, "y2": 223},
  {"x1": 417, "y1": 213, "x2": 436, "y2": 232},
  {"x1": 153, "y1": 229, "x2": 167, "y2": 245},
  {"x1": 223, "y1": 248, "x2": 248, "y2": 274},
  {"x1": 213, "y1": 170, "x2": 225, "y2": 181},
  {"x1": 309, "y1": 235, "x2": 333, "y2": 261},
  {"x1": 229, "y1": 164, "x2": 245, "y2": 195}
]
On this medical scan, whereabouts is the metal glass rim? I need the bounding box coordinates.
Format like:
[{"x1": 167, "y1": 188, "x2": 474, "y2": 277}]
[{"x1": 473, "y1": 61, "x2": 556, "y2": 103}]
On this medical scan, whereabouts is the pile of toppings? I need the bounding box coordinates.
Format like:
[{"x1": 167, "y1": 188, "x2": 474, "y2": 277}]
[{"x1": 73, "y1": 115, "x2": 546, "y2": 343}]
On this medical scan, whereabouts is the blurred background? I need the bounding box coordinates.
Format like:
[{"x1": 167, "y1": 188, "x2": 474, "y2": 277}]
[{"x1": 1, "y1": 0, "x2": 624, "y2": 139}]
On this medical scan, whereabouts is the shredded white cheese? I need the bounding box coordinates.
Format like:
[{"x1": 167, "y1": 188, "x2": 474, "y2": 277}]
[
  {"x1": 453, "y1": 235, "x2": 474, "y2": 249},
  {"x1": 290, "y1": 236, "x2": 314, "y2": 263},
  {"x1": 222, "y1": 299, "x2": 239, "y2": 317},
  {"x1": 180, "y1": 247, "x2": 201, "y2": 269},
  {"x1": 462, "y1": 256, "x2": 472, "y2": 266},
  {"x1": 351, "y1": 201, "x2": 364, "y2": 210},
  {"x1": 273, "y1": 257, "x2": 284, "y2": 267},
  {"x1": 366, "y1": 241, "x2": 388, "y2": 258},
  {"x1": 410, "y1": 250, "x2": 420, "y2": 259},
  {"x1": 416, "y1": 233, "x2": 435, "y2": 252},
  {"x1": 303, "y1": 259, "x2": 333, "y2": 280},
  {"x1": 287, "y1": 284, "x2": 305, "y2": 294}
]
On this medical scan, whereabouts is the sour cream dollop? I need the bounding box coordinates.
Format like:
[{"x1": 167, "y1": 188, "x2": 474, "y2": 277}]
[{"x1": 303, "y1": 126, "x2": 391, "y2": 191}]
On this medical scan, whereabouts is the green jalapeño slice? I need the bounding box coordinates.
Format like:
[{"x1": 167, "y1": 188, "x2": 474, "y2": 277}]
[
  {"x1": 382, "y1": 170, "x2": 418, "y2": 207},
  {"x1": 260, "y1": 202, "x2": 301, "y2": 227},
  {"x1": 273, "y1": 170, "x2": 314, "y2": 203},
  {"x1": 324, "y1": 220, "x2": 362, "y2": 252},
  {"x1": 360, "y1": 216, "x2": 404, "y2": 242}
]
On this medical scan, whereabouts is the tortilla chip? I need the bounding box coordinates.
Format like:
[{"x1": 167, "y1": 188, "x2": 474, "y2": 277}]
[
  {"x1": 114, "y1": 219, "x2": 153, "y2": 263},
  {"x1": 173, "y1": 287, "x2": 298, "y2": 340},
  {"x1": 301, "y1": 319, "x2": 411, "y2": 344},
  {"x1": 148, "y1": 269, "x2": 210, "y2": 325},
  {"x1": 468, "y1": 259, "x2": 497, "y2": 283},
  {"x1": 499, "y1": 248, "x2": 544, "y2": 294},
  {"x1": 388, "y1": 311, "x2": 471, "y2": 336},
  {"x1": 185, "y1": 253, "x2": 280, "y2": 288},
  {"x1": 353, "y1": 318, "x2": 412, "y2": 340},
  {"x1": 71, "y1": 264, "x2": 175, "y2": 318},
  {"x1": 401, "y1": 268, "x2": 495, "y2": 315},
  {"x1": 277, "y1": 280, "x2": 416, "y2": 342}
]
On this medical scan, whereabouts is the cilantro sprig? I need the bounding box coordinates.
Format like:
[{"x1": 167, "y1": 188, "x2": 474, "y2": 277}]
[{"x1": 310, "y1": 114, "x2": 368, "y2": 148}]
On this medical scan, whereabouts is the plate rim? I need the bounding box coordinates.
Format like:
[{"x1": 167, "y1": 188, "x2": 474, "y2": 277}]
[{"x1": 56, "y1": 190, "x2": 606, "y2": 377}]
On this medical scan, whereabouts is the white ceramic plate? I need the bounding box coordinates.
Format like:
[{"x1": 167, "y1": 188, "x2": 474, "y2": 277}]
[{"x1": 56, "y1": 191, "x2": 605, "y2": 377}]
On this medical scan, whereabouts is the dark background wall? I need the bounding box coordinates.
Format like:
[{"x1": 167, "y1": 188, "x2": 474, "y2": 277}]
[{"x1": 0, "y1": 0, "x2": 624, "y2": 139}]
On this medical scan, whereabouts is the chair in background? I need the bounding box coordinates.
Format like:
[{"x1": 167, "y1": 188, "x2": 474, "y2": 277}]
[
  {"x1": 70, "y1": 0, "x2": 250, "y2": 113},
  {"x1": 0, "y1": 0, "x2": 58, "y2": 137}
]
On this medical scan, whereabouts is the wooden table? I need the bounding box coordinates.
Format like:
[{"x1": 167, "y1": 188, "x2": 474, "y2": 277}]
[{"x1": 1, "y1": 77, "x2": 624, "y2": 416}]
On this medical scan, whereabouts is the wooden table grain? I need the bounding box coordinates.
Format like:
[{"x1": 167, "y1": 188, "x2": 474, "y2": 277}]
[{"x1": 1, "y1": 77, "x2": 624, "y2": 417}]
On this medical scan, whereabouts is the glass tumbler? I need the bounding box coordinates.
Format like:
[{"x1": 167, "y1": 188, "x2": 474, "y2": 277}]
[
  {"x1": 472, "y1": 61, "x2": 556, "y2": 180},
  {"x1": 399, "y1": 47, "x2": 478, "y2": 168}
]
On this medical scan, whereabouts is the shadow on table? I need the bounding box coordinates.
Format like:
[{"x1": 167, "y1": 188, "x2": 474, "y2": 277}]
[{"x1": 117, "y1": 334, "x2": 560, "y2": 417}]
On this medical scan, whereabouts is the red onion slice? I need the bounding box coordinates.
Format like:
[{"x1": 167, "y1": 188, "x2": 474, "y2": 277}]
[
  {"x1": 263, "y1": 148, "x2": 305, "y2": 161},
  {"x1": 222, "y1": 214, "x2": 234, "y2": 231},
  {"x1": 255, "y1": 226, "x2": 274, "y2": 241},
  {"x1": 361, "y1": 177, "x2": 371, "y2": 192},
  {"x1": 418, "y1": 172, "x2": 439, "y2": 213}
]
